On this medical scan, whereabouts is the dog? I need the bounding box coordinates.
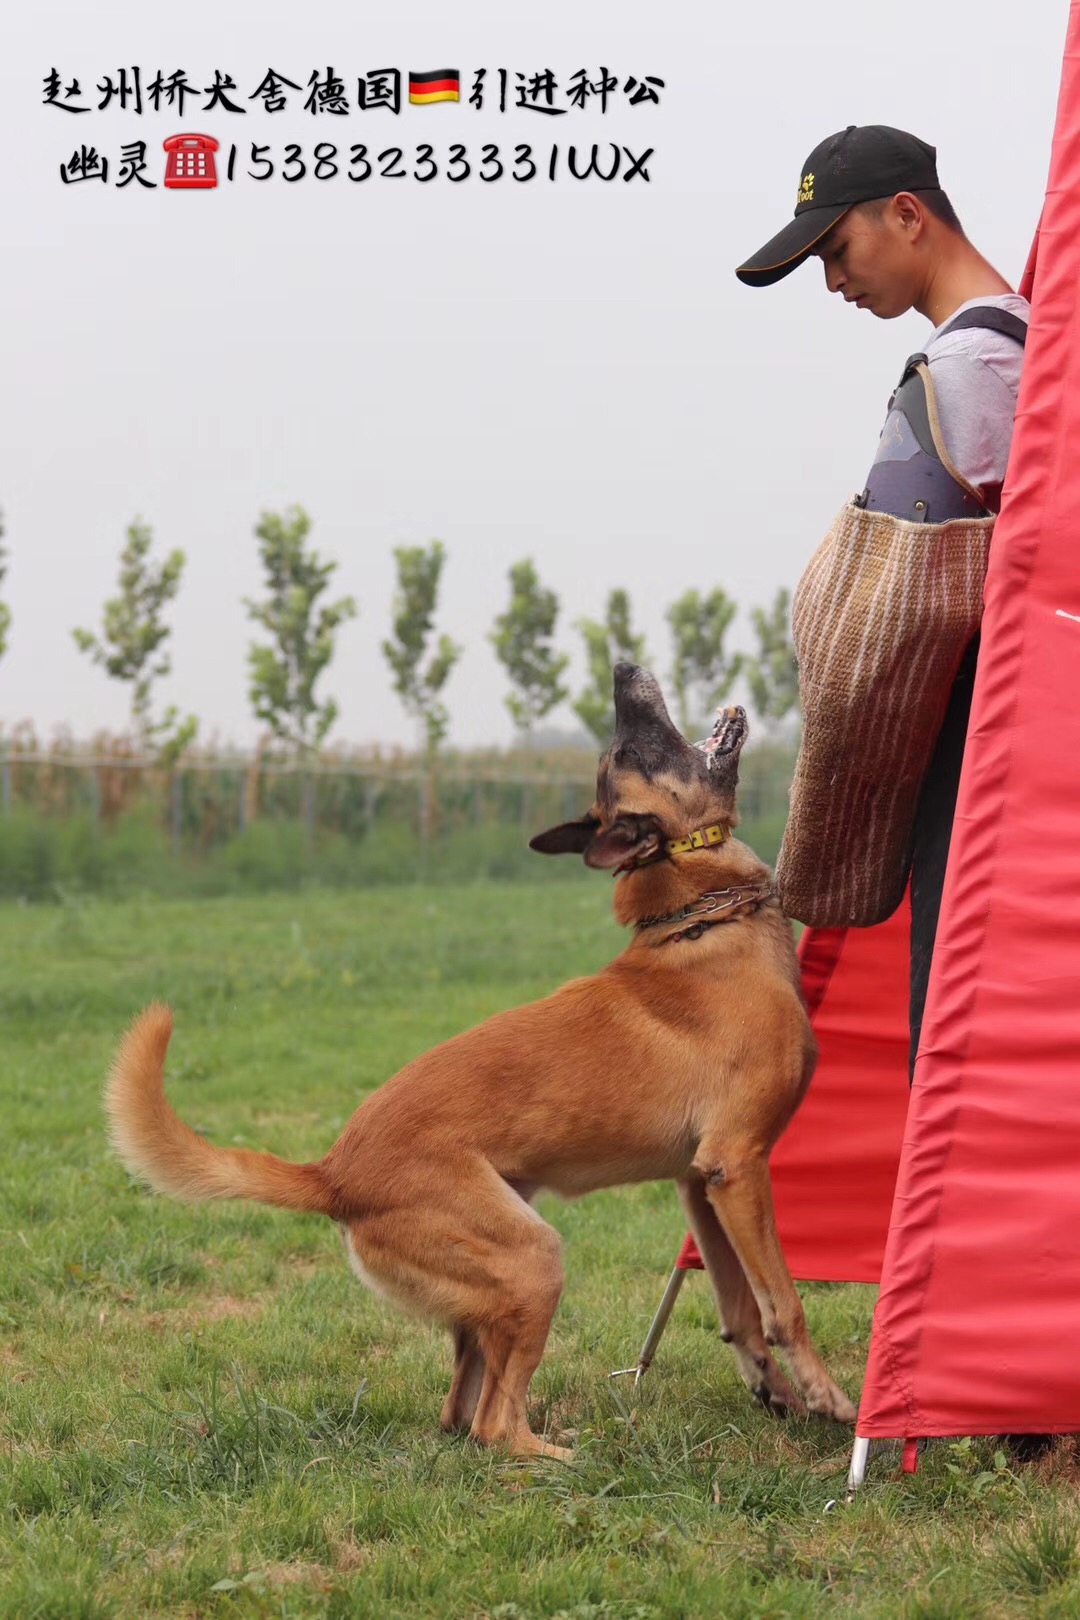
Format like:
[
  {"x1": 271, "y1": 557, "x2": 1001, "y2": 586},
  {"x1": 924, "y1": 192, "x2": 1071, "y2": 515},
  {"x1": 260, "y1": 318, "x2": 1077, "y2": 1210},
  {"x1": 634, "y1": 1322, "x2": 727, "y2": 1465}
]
[{"x1": 105, "y1": 662, "x2": 856, "y2": 1460}]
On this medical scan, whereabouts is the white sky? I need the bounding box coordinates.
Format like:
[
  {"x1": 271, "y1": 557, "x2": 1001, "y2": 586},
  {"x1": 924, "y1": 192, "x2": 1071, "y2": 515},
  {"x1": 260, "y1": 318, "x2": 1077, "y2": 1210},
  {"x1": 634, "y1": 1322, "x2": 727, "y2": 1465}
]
[{"x1": 2, "y1": 0, "x2": 1069, "y2": 750}]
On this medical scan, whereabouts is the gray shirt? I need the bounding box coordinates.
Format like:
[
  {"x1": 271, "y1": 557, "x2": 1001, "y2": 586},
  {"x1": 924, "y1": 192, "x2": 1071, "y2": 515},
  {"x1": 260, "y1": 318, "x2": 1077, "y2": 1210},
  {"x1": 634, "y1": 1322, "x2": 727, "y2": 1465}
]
[{"x1": 923, "y1": 291, "x2": 1030, "y2": 509}]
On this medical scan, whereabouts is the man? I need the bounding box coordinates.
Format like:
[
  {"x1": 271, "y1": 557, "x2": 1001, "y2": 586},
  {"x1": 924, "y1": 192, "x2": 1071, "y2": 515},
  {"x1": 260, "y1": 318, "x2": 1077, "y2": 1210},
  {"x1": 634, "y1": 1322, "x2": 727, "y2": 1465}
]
[{"x1": 735, "y1": 125, "x2": 1029, "y2": 1083}]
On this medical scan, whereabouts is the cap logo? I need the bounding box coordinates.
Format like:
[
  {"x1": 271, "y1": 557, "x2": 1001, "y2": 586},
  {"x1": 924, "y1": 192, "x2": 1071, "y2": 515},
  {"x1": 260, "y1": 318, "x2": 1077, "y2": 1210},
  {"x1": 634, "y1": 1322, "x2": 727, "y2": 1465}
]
[{"x1": 797, "y1": 171, "x2": 815, "y2": 204}]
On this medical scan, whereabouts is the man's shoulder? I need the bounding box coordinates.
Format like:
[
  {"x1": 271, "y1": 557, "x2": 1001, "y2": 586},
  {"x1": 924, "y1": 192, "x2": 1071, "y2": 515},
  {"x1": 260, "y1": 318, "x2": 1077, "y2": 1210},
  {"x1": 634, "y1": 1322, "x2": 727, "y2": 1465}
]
[
  {"x1": 925, "y1": 292, "x2": 1031, "y2": 349},
  {"x1": 923, "y1": 294, "x2": 1030, "y2": 390},
  {"x1": 917, "y1": 295, "x2": 1029, "y2": 497}
]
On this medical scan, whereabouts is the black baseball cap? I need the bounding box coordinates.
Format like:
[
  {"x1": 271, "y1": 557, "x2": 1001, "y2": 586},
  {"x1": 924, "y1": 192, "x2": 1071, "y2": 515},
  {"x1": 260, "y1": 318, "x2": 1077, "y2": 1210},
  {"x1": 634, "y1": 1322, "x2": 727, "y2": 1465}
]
[{"x1": 736, "y1": 125, "x2": 941, "y2": 287}]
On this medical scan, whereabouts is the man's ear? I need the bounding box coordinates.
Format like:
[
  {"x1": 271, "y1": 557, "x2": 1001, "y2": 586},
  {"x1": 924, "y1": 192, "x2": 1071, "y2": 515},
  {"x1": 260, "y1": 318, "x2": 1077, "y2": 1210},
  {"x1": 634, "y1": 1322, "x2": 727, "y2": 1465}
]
[{"x1": 529, "y1": 814, "x2": 600, "y2": 856}]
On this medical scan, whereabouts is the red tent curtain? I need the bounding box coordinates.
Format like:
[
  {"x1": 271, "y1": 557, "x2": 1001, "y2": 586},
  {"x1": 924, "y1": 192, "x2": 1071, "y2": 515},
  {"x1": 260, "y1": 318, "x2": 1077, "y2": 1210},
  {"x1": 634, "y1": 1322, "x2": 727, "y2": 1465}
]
[
  {"x1": 678, "y1": 900, "x2": 910, "y2": 1284},
  {"x1": 858, "y1": 0, "x2": 1080, "y2": 1438},
  {"x1": 678, "y1": 9, "x2": 1077, "y2": 1391}
]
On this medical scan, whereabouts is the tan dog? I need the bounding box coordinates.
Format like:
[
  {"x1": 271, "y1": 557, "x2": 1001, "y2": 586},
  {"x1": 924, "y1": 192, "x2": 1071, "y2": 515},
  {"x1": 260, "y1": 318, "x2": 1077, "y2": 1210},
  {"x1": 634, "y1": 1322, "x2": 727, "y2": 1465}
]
[{"x1": 105, "y1": 664, "x2": 855, "y2": 1460}]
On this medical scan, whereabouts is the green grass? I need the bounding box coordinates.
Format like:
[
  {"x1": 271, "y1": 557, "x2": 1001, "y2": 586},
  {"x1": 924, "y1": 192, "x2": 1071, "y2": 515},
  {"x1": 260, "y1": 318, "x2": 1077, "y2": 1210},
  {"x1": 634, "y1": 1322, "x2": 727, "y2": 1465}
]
[{"x1": 2, "y1": 884, "x2": 1078, "y2": 1618}]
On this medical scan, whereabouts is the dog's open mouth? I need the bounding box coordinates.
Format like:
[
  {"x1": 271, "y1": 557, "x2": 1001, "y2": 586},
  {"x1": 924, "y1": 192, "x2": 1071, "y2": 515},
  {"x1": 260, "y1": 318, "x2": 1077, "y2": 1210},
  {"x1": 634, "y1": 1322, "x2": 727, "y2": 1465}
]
[{"x1": 695, "y1": 705, "x2": 747, "y2": 763}]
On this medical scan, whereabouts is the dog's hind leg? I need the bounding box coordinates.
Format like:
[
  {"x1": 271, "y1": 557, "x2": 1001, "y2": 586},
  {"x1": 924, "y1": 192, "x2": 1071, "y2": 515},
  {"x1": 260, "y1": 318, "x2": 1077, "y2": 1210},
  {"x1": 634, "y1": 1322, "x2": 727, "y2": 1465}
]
[
  {"x1": 691, "y1": 1139, "x2": 857, "y2": 1424},
  {"x1": 441, "y1": 1326, "x2": 485, "y2": 1434},
  {"x1": 677, "y1": 1172, "x2": 805, "y2": 1417},
  {"x1": 343, "y1": 1157, "x2": 569, "y2": 1458},
  {"x1": 468, "y1": 1245, "x2": 569, "y2": 1461},
  {"x1": 441, "y1": 1177, "x2": 540, "y2": 1436}
]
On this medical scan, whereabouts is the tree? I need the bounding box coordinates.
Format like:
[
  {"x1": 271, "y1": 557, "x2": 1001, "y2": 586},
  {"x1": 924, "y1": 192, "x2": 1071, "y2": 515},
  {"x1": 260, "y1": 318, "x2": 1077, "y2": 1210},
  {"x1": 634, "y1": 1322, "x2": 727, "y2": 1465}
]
[
  {"x1": 0, "y1": 510, "x2": 9, "y2": 662},
  {"x1": 744, "y1": 586, "x2": 800, "y2": 732},
  {"x1": 244, "y1": 505, "x2": 357, "y2": 755},
  {"x1": 489, "y1": 559, "x2": 569, "y2": 741},
  {"x1": 665, "y1": 586, "x2": 742, "y2": 736},
  {"x1": 573, "y1": 589, "x2": 648, "y2": 744},
  {"x1": 73, "y1": 517, "x2": 197, "y2": 762},
  {"x1": 382, "y1": 540, "x2": 462, "y2": 756}
]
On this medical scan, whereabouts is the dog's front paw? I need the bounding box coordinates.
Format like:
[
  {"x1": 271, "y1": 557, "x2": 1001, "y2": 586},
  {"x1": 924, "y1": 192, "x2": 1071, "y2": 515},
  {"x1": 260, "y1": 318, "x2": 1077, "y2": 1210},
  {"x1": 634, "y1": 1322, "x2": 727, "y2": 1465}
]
[
  {"x1": 805, "y1": 1383, "x2": 857, "y2": 1426},
  {"x1": 751, "y1": 1380, "x2": 808, "y2": 1419},
  {"x1": 739, "y1": 1348, "x2": 807, "y2": 1418}
]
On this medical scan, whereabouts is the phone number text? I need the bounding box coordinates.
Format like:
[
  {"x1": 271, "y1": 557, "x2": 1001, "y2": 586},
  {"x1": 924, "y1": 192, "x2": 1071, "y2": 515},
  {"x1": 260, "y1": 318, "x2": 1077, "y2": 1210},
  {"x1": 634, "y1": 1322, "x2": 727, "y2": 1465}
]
[{"x1": 61, "y1": 140, "x2": 655, "y2": 186}]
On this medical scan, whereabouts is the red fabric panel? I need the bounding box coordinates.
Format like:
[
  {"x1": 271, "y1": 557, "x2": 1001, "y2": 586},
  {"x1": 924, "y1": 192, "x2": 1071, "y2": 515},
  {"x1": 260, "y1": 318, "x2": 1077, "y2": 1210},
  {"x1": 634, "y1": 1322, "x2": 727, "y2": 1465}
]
[
  {"x1": 676, "y1": 1232, "x2": 705, "y2": 1270},
  {"x1": 676, "y1": 903, "x2": 910, "y2": 1284},
  {"x1": 859, "y1": 0, "x2": 1080, "y2": 1438},
  {"x1": 771, "y1": 903, "x2": 910, "y2": 1283},
  {"x1": 797, "y1": 924, "x2": 849, "y2": 1021},
  {"x1": 1020, "y1": 218, "x2": 1041, "y2": 302}
]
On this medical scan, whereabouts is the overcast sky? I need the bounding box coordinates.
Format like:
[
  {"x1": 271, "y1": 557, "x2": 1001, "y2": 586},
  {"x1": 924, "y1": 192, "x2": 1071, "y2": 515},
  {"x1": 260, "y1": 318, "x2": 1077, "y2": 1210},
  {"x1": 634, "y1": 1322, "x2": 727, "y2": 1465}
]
[{"x1": 3, "y1": 0, "x2": 1069, "y2": 751}]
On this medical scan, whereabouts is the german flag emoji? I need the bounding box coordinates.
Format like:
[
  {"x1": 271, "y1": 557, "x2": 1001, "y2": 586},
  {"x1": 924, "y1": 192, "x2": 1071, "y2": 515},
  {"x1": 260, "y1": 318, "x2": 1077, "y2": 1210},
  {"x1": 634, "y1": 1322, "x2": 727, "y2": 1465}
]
[{"x1": 409, "y1": 69, "x2": 460, "y2": 105}]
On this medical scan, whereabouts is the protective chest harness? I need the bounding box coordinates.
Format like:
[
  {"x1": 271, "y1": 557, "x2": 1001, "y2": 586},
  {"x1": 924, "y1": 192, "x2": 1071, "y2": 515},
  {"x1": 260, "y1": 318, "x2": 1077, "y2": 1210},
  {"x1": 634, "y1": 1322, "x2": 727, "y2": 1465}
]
[
  {"x1": 775, "y1": 307, "x2": 1028, "y2": 929},
  {"x1": 856, "y1": 307, "x2": 1029, "y2": 522}
]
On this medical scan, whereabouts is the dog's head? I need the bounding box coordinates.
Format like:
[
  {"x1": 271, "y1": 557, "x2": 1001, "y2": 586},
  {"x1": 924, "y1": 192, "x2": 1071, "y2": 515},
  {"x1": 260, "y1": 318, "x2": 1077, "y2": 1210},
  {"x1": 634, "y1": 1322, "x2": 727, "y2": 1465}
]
[{"x1": 530, "y1": 662, "x2": 748, "y2": 872}]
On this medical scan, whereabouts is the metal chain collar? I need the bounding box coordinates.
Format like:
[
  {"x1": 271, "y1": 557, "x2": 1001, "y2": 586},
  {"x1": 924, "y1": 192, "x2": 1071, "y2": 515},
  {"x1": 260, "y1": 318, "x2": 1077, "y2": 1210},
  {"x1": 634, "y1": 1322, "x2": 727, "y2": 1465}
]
[{"x1": 634, "y1": 883, "x2": 778, "y2": 943}]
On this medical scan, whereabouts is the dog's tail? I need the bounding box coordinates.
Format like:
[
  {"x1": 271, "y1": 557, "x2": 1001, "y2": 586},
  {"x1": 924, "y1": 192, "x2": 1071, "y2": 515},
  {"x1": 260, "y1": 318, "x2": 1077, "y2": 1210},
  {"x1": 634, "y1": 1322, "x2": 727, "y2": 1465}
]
[{"x1": 104, "y1": 1004, "x2": 339, "y2": 1217}]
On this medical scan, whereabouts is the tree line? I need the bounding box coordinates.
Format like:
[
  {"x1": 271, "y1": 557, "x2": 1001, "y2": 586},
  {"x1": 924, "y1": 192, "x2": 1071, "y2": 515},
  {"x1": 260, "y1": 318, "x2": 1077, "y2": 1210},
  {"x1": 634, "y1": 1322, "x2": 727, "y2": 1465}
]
[{"x1": 0, "y1": 505, "x2": 798, "y2": 762}]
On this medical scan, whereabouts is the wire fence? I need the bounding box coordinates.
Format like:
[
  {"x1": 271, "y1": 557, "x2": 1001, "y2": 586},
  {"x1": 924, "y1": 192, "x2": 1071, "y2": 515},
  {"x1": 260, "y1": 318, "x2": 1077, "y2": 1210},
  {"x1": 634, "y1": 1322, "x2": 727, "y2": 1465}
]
[
  {"x1": 0, "y1": 736, "x2": 795, "y2": 848},
  {"x1": 0, "y1": 749, "x2": 600, "y2": 852},
  {"x1": 0, "y1": 732, "x2": 797, "y2": 911}
]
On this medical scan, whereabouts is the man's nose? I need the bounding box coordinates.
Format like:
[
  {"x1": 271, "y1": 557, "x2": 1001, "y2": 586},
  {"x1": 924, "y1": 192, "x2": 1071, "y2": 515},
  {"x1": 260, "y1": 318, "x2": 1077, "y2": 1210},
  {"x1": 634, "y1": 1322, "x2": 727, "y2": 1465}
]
[{"x1": 824, "y1": 260, "x2": 845, "y2": 295}]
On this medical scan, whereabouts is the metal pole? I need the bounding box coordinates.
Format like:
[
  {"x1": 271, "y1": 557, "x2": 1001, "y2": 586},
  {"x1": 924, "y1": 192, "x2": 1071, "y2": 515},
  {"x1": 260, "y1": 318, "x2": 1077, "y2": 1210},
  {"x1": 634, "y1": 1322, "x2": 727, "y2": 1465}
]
[
  {"x1": 847, "y1": 1436, "x2": 871, "y2": 1496},
  {"x1": 610, "y1": 1265, "x2": 689, "y2": 1386}
]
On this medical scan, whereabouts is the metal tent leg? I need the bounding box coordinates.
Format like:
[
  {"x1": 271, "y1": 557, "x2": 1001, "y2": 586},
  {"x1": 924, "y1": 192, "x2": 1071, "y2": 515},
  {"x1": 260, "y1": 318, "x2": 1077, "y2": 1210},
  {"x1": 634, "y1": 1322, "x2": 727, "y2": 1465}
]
[
  {"x1": 610, "y1": 1265, "x2": 689, "y2": 1385},
  {"x1": 847, "y1": 1435, "x2": 871, "y2": 1496}
]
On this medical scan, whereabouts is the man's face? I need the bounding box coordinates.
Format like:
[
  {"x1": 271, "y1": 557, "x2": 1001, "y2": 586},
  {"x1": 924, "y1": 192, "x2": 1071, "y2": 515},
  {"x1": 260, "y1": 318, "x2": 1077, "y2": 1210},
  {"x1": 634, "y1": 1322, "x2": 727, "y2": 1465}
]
[{"x1": 812, "y1": 199, "x2": 921, "y2": 320}]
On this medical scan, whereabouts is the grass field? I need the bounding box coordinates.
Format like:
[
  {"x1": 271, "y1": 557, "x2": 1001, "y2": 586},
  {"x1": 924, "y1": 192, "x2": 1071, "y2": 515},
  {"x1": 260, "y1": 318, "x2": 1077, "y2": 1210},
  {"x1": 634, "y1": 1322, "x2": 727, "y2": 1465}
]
[{"x1": 4, "y1": 883, "x2": 1080, "y2": 1619}]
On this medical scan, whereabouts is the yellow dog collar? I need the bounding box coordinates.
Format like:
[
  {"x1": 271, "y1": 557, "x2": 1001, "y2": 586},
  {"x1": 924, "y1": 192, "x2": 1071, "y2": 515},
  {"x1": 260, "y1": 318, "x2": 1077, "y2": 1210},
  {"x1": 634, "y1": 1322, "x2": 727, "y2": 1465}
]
[
  {"x1": 665, "y1": 822, "x2": 729, "y2": 856},
  {"x1": 625, "y1": 820, "x2": 732, "y2": 872}
]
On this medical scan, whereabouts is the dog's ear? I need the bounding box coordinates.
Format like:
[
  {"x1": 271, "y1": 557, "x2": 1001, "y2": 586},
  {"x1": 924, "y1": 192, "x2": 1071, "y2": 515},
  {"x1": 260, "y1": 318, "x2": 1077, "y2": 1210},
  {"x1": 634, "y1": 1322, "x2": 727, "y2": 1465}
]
[
  {"x1": 529, "y1": 814, "x2": 600, "y2": 856},
  {"x1": 530, "y1": 812, "x2": 664, "y2": 869},
  {"x1": 581, "y1": 817, "x2": 663, "y2": 871}
]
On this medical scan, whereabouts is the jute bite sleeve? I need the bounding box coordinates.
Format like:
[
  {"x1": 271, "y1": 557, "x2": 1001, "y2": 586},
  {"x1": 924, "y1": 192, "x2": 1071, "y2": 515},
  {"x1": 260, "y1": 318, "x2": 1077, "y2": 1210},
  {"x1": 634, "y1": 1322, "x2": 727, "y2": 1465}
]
[{"x1": 775, "y1": 500, "x2": 993, "y2": 927}]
